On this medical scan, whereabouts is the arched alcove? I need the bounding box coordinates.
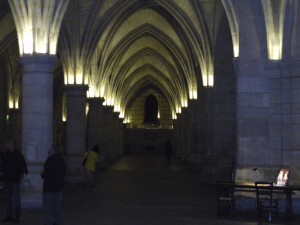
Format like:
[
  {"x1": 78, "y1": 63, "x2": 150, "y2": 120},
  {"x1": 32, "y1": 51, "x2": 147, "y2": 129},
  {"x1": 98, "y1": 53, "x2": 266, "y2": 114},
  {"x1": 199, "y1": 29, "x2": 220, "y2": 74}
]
[{"x1": 144, "y1": 94, "x2": 158, "y2": 124}]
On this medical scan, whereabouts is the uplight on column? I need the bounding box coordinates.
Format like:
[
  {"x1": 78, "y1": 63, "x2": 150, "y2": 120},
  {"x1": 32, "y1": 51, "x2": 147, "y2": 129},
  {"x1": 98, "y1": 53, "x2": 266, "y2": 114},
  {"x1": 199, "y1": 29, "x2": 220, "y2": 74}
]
[
  {"x1": 262, "y1": 0, "x2": 286, "y2": 61},
  {"x1": 221, "y1": 0, "x2": 239, "y2": 58},
  {"x1": 202, "y1": 73, "x2": 214, "y2": 87},
  {"x1": 189, "y1": 80, "x2": 198, "y2": 100},
  {"x1": 9, "y1": 0, "x2": 70, "y2": 56},
  {"x1": 87, "y1": 87, "x2": 100, "y2": 98},
  {"x1": 8, "y1": 98, "x2": 19, "y2": 109},
  {"x1": 208, "y1": 74, "x2": 214, "y2": 87},
  {"x1": 233, "y1": 43, "x2": 239, "y2": 58},
  {"x1": 269, "y1": 43, "x2": 281, "y2": 60}
]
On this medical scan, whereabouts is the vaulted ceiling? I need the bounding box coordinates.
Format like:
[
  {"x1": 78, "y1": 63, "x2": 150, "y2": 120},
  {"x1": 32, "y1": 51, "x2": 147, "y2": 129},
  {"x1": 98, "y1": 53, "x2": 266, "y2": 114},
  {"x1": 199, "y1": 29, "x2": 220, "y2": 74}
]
[{"x1": 0, "y1": 0, "x2": 229, "y2": 119}]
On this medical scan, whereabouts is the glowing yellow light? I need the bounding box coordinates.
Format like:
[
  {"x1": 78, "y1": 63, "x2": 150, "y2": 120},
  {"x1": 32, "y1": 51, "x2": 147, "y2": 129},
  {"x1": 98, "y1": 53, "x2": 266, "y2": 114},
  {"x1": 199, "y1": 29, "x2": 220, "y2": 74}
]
[
  {"x1": 114, "y1": 105, "x2": 120, "y2": 112},
  {"x1": 119, "y1": 112, "x2": 124, "y2": 118},
  {"x1": 270, "y1": 44, "x2": 281, "y2": 60},
  {"x1": 157, "y1": 111, "x2": 160, "y2": 119},
  {"x1": 233, "y1": 44, "x2": 239, "y2": 58},
  {"x1": 262, "y1": 0, "x2": 285, "y2": 61},
  {"x1": 203, "y1": 73, "x2": 214, "y2": 87},
  {"x1": 9, "y1": 0, "x2": 69, "y2": 56},
  {"x1": 62, "y1": 113, "x2": 67, "y2": 122},
  {"x1": 67, "y1": 72, "x2": 75, "y2": 85},
  {"x1": 202, "y1": 75, "x2": 208, "y2": 86},
  {"x1": 123, "y1": 117, "x2": 131, "y2": 124},
  {"x1": 176, "y1": 107, "x2": 181, "y2": 114},
  {"x1": 172, "y1": 113, "x2": 177, "y2": 120},
  {"x1": 23, "y1": 29, "x2": 33, "y2": 54},
  {"x1": 49, "y1": 32, "x2": 58, "y2": 55},
  {"x1": 208, "y1": 74, "x2": 214, "y2": 87},
  {"x1": 86, "y1": 103, "x2": 89, "y2": 116},
  {"x1": 182, "y1": 99, "x2": 188, "y2": 108},
  {"x1": 9, "y1": 100, "x2": 14, "y2": 109},
  {"x1": 76, "y1": 72, "x2": 83, "y2": 84},
  {"x1": 8, "y1": 99, "x2": 19, "y2": 109},
  {"x1": 87, "y1": 86, "x2": 101, "y2": 98},
  {"x1": 191, "y1": 89, "x2": 198, "y2": 100}
]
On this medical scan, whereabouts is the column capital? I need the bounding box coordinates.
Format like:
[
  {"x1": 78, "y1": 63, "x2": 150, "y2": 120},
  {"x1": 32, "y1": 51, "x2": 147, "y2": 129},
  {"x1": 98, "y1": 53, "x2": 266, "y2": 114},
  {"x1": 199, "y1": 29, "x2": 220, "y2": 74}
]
[
  {"x1": 87, "y1": 97, "x2": 105, "y2": 105},
  {"x1": 8, "y1": 108, "x2": 21, "y2": 114},
  {"x1": 21, "y1": 54, "x2": 57, "y2": 72},
  {"x1": 103, "y1": 105, "x2": 114, "y2": 113},
  {"x1": 65, "y1": 84, "x2": 88, "y2": 97},
  {"x1": 265, "y1": 58, "x2": 300, "y2": 70}
]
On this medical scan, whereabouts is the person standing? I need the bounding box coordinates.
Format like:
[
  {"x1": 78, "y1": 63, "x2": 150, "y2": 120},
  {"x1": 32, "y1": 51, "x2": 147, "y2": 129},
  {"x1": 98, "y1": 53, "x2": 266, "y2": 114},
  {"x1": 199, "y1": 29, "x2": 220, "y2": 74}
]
[
  {"x1": 1, "y1": 140, "x2": 28, "y2": 223},
  {"x1": 83, "y1": 145, "x2": 99, "y2": 188},
  {"x1": 41, "y1": 146, "x2": 66, "y2": 225}
]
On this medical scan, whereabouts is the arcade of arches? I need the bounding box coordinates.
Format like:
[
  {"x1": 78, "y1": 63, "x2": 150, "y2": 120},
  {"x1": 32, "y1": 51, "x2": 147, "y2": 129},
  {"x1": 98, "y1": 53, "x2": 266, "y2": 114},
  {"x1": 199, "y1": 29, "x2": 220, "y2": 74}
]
[{"x1": 1, "y1": 0, "x2": 300, "y2": 204}]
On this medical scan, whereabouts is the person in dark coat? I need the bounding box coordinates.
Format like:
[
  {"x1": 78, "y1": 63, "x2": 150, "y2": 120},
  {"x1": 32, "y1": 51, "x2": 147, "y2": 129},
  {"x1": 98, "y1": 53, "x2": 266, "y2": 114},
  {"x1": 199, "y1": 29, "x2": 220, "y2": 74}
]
[
  {"x1": 1, "y1": 140, "x2": 28, "y2": 223},
  {"x1": 41, "y1": 146, "x2": 66, "y2": 225}
]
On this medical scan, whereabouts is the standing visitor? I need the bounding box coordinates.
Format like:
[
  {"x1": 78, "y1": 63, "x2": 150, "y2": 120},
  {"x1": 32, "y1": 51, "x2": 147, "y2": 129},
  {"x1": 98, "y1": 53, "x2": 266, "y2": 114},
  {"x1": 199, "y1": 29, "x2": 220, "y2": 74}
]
[
  {"x1": 41, "y1": 146, "x2": 66, "y2": 225},
  {"x1": 83, "y1": 145, "x2": 99, "y2": 188},
  {"x1": 1, "y1": 140, "x2": 28, "y2": 223}
]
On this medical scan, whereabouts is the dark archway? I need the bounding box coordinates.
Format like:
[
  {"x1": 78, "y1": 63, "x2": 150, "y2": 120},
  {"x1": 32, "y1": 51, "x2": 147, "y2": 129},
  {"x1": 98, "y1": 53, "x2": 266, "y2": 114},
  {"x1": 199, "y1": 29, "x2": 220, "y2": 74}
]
[{"x1": 144, "y1": 94, "x2": 158, "y2": 124}]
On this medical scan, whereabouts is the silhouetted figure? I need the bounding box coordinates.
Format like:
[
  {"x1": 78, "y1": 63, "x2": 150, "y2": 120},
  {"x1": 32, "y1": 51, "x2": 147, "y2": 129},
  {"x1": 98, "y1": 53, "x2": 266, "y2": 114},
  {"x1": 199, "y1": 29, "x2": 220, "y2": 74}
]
[
  {"x1": 1, "y1": 140, "x2": 28, "y2": 223},
  {"x1": 165, "y1": 139, "x2": 172, "y2": 163},
  {"x1": 41, "y1": 146, "x2": 66, "y2": 225},
  {"x1": 84, "y1": 145, "x2": 100, "y2": 187}
]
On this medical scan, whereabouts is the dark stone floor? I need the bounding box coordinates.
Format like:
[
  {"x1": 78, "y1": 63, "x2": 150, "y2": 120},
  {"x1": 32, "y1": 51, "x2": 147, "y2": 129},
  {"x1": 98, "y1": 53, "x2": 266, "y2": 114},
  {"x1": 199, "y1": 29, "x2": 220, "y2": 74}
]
[{"x1": 1, "y1": 153, "x2": 300, "y2": 225}]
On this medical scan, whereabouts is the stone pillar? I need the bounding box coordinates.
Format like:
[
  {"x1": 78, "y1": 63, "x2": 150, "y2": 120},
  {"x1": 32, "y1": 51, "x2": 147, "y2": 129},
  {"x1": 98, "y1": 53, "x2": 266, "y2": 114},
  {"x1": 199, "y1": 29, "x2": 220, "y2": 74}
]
[
  {"x1": 111, "y1": 112, "x2": 122, "y2": 159},
  {"x1": 21, "y1": 55, "x2": 57, "y2": 205},
  {"x1": 175, "y1": 113, "x2": 183, "y2": 158},
  {"x1": 87, "y1": 97, "x2": 104, "y2": 150},
  {"x1": 180, "y1": 107, "x2": 189, "y2": 161},
  {"x1": 112, "y1": 112, "x2": 118, "y2": 160},
  {"x1": 87, "y1": 97, "x2": 105, "y2": 169},
  {"x1": 118, "y1": 118, "x2": 124, "y2": 158},
  {"x1": 172, "y1": 118, "x2": 179, "y2": 157},
  {"x1": 279, "y1": 60, "x2": 300, "y2": 184},
  {"x1": 102, "y1": 106, "x2": 114, "y2": 165},
  {"x1": 65, "y1": 85, "x2": 88, "y2": 182},
  {"x1": 7, "y1": 108, "x2": 22, "y2": 150},
  {"x1": 186, "y1": 100, "x2": 200, "y2": 169}
]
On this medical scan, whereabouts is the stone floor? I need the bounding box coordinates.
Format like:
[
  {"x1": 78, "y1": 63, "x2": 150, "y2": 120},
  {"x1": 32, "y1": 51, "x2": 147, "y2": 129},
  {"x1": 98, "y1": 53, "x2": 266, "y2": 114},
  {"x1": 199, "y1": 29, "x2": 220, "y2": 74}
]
[{"x1": 1, "y1": 153, "x2": 300, "y2": 225}]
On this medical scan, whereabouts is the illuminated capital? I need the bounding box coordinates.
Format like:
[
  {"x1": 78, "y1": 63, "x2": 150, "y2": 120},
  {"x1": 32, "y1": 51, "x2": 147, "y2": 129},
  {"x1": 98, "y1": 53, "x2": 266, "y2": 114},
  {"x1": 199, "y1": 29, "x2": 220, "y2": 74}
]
[{"x1": 9, "y1": 0, "x2": 70, "y2": 56}]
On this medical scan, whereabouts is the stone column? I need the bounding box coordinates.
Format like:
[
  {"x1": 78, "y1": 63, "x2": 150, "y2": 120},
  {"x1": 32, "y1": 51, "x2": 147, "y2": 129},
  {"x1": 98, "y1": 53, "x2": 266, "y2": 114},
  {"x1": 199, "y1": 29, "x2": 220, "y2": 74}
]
[
  {"x1": 175, "y1": 113, "x2": 183, "y2": 158},
  {"x1": 278, "y1": 60, "x2": 300, "y2": 184},
  {"x1": 112, "y1": 112, "x2": 120, "y2": 160},
  {"x1": 186, "y1": 100, "x2": 200, "y2": 169},
  {"x1": 180, "y1": 107, "x2": 188, "y2": 161},
  {"x1": 87, "y1": 97, "x2": 104, "y2": 150},
  {"x1": 65, "y1": 85, "x2": 88, "y2": 182},
  {"x1": 7, "y1": 108, "x2": 22, "y2": 150},
  {"x1": 118, "y1": 118, "x2": 124, "y2": 158},
  {"x1": 21, "y1": 54, "x2": 57, "y2": 205},
  {"x1": 102, "y1": 106, "x2": 114, "y2": 165},
  {"x1": 172, "y1": 118, "x2": 179, "y2": 157},
  {"x1": 86, "y1": 97, "x2": 106, "y2": 169}
]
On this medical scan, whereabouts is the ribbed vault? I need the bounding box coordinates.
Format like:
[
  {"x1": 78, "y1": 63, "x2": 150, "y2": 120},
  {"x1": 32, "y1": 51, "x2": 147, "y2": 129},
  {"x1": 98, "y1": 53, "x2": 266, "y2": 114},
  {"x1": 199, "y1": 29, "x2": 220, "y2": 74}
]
[{"x1": 84, "y1": 0, "x2": 215, "y2": 120}]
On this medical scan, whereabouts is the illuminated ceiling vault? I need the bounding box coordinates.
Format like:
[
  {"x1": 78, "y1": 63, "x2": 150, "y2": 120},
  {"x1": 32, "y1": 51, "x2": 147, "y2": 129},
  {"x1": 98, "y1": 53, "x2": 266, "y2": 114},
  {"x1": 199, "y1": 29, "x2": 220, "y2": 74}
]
[
  {"x1": 0, "y1": 0, "x2": 231, "y2": 120},
  {"x1": 59, "y1": 0, "x2": 218, "y2": 120},
  {"x1": 0, "y1": 0, "x2": 289, "y2": 120}
]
